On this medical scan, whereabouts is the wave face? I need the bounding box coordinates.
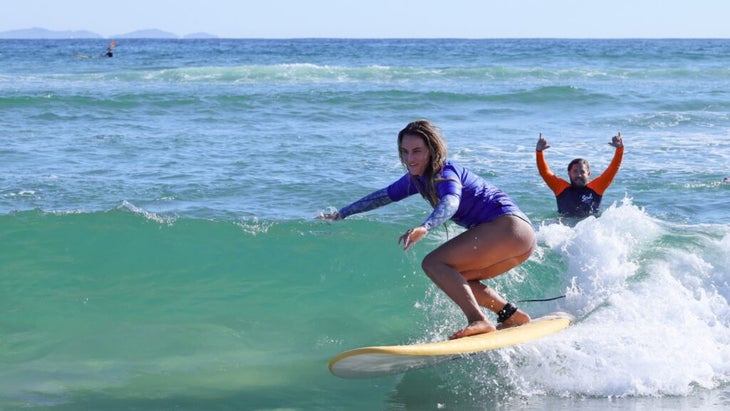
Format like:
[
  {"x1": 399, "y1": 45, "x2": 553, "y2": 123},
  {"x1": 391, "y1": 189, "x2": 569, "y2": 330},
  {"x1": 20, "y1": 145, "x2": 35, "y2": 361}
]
[{"x1": 1, "y1": 204, "x2": 728, "y2": 409}]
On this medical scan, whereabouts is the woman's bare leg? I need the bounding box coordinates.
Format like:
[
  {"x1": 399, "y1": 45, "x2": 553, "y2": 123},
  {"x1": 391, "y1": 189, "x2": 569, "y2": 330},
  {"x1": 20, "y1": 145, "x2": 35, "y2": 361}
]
[
  {"x1": 420, "y1": 215, "x2": 535, "y2": 339},
  {"x1": 468, "y1": 281, "x2": 531, "y2": 329}
]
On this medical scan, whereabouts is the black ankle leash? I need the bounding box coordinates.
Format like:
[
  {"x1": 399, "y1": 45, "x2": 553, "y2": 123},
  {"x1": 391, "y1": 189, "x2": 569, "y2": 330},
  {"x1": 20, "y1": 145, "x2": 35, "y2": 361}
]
[{"x1": 516, "y1": 294, "x2": 566, "y2": 303}]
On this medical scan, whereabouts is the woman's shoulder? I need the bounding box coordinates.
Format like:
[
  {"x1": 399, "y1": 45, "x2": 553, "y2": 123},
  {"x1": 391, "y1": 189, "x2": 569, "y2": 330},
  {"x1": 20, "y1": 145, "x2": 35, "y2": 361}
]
[
  {"x1": 441, "y1": 160, "x2": 462, "y2": 174},
  {"x1": 440, "y1": 161, "x2": 485, "y2": 188}
]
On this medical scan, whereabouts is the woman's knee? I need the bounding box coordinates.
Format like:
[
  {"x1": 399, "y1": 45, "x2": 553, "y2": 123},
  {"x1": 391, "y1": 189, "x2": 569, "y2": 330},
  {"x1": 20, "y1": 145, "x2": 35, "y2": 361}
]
[
  {"x1": 421, "y1": 251, "x2": 445, "y2": 279},
  {"x1": 421, "y1": 253, "x2": 435, "y2": 276}
]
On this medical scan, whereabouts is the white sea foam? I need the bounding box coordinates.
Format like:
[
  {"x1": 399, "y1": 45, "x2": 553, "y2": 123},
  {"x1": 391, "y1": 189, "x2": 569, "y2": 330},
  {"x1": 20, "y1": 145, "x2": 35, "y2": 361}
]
[{"x1": 500, "y1": 200, "x2": 730, "y2": 397}]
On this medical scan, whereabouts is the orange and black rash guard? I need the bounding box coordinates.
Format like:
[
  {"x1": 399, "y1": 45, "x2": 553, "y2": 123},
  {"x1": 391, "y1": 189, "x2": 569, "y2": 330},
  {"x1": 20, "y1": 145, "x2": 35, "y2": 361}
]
[{"x1": 536, "y1": 146, "x2": 623, "y2": 217}]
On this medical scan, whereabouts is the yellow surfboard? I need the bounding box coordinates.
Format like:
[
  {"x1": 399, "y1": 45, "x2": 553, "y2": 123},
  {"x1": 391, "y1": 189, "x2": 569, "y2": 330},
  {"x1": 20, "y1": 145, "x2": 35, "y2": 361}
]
[{"x1": 329, "y1": 312, "x2": 573, "y2": 378}]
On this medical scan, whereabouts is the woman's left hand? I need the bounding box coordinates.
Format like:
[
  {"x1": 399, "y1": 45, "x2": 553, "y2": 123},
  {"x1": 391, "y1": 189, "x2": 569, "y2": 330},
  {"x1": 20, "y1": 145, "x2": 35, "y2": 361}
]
[{"x1": 399, "y1": 226, "x2": 428, "y2": 251}]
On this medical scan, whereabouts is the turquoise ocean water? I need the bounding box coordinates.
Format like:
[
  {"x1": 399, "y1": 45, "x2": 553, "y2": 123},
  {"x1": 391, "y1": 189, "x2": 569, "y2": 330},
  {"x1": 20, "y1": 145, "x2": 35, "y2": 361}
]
[{"x1": 1, "y1": 39, "x2": 729, "y2": 410}]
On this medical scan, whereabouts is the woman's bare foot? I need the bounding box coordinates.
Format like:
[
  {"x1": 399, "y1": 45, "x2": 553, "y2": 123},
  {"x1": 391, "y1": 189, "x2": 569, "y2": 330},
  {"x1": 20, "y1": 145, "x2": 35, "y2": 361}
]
[
  {"x1": 449, "y1": 320, "x2": 497, "y2": 340},
  {"x1": 496, "y1": 310, "x2": 531, "y2": 330}
]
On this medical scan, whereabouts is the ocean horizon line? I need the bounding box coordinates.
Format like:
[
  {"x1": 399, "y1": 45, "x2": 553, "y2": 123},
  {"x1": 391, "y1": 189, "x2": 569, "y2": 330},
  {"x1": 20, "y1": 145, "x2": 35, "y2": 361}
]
[{"x1": 2, "y1": 27, "x2": 730, "y2": 40}]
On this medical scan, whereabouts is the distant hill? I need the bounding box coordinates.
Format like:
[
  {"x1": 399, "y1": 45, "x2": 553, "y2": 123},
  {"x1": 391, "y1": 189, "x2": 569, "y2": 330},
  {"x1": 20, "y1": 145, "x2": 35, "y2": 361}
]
[{"x1": 0, "y1": 27, "x2": 218, "y2": 39}]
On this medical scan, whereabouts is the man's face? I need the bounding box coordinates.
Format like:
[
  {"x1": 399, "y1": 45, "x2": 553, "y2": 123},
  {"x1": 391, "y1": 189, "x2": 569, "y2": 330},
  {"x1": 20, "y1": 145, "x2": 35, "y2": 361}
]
[{"x1": 569, "y1": 163, "x2": 591, "y2": 187}]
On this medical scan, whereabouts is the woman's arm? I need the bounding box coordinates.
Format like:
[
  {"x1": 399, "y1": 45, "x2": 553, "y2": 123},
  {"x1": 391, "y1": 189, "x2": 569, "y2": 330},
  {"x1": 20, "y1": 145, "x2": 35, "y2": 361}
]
[{"x1": 318, "y1": 187, "x2": 393, "y2": 221}]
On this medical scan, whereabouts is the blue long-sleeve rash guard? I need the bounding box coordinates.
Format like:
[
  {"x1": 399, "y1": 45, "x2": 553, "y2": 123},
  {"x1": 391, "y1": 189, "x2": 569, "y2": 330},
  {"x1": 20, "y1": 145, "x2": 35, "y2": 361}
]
[{"x1": 338, "y1": 162, "x2": 526, "y2": 230}]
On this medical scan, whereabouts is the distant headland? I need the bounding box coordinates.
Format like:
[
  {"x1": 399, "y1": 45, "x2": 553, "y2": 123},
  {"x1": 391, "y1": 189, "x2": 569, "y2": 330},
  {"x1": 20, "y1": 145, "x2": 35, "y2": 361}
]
[{"x1": 0, "y1": 27, "x2": 218, "y2": 39}]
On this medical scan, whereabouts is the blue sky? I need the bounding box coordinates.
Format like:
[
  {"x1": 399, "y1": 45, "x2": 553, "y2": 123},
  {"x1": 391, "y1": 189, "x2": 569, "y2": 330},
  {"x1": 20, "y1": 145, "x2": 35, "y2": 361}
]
[{"x1": 2, "y1": 0, "x2": 729, "y2": 38}]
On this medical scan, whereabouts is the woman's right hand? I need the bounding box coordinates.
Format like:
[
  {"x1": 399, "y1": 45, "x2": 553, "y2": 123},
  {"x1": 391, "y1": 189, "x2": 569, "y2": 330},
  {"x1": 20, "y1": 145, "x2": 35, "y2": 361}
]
[{"x1": 316, "y1": 210, "x2": 341, "y2": 221}]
